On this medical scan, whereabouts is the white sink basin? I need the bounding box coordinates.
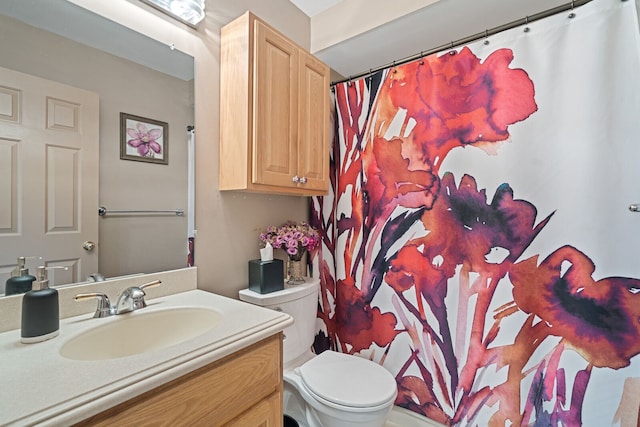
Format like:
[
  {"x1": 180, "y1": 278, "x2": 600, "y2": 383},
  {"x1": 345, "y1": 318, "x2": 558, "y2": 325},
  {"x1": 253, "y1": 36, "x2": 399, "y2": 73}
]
[{"x1": 60, "y1": 307, "x2": 221, "y2": 361}]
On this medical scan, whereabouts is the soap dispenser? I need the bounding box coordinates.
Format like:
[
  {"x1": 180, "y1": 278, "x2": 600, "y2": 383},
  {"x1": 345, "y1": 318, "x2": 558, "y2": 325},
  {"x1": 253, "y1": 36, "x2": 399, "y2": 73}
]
[
  {"x1": 5, "y1": 257, "x2": 36, "y2": 296},
  {"x1": 21, "y1": 266, "x2": 61, "y2": 344}
]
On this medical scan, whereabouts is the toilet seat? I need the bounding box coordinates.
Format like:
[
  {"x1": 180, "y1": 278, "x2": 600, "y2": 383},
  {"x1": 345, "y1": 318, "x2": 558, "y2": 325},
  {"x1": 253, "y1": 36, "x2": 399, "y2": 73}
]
[{"x1": 298, "y1": 351, "x2": 397, "y2": 409}]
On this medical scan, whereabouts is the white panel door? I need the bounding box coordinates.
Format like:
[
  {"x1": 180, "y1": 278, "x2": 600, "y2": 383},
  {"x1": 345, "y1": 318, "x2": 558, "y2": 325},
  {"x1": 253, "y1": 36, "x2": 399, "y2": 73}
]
[{"x1": 0, "y1": 66, "x2": 99, "y2": 290}]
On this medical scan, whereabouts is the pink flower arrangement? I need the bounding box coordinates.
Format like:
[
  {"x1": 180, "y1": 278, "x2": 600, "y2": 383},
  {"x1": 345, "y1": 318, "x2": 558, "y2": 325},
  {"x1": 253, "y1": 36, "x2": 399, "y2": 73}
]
[{"x1": 260, "y1": 221, "x2": 320, "y2": 260}]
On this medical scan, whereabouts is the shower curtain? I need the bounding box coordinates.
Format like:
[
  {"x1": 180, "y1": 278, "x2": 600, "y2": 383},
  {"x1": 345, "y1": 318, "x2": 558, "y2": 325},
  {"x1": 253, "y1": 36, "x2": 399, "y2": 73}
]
[{"x1": 311, "y1": 0, "x2": 640, "y2": 425}]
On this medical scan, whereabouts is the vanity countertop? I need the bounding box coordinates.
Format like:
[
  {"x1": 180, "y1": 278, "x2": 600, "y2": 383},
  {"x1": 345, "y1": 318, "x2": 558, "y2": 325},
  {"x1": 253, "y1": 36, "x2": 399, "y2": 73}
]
[{"x1": 0, "y1": 289, "x2": 292, "y2": 426}]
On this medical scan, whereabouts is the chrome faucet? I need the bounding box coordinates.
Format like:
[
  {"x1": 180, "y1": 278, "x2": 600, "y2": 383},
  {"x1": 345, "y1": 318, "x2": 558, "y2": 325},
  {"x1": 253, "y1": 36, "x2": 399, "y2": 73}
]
[
  {"x1": 74, "y1": 279, "x2": 162, "y2": 318},
  {"x1": 115, "y1": 280, "x2": 161, "y2": 314}
]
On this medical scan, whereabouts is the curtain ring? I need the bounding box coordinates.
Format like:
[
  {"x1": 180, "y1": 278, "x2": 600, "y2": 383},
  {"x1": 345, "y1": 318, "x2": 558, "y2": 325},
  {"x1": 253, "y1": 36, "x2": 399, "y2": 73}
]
[
  {"x1": 449, "y1": 41, "x2": 456, "y2": 56},
  {"x1": 483, "y1": 29, "x2": 490, "y2": 45},
  {"x1": 419, "y1": 52, "x2": 424, "y2": 65},
  {"x1": 523, "y1": 16, "x2": 530, "y2": 32}
]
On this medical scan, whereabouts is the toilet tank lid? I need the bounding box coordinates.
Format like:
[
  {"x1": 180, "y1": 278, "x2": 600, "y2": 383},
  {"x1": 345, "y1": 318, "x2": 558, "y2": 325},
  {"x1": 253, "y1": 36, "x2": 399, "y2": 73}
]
[{"x1": 239, "y1": 278, "x2": 319, "y2": 306}]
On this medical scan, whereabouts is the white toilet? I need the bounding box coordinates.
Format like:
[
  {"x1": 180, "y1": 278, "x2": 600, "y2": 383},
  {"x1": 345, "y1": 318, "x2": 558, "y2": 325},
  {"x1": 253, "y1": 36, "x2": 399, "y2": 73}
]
[{"x1": 239, "y1": 278, "x2": 397, "y2": 427}]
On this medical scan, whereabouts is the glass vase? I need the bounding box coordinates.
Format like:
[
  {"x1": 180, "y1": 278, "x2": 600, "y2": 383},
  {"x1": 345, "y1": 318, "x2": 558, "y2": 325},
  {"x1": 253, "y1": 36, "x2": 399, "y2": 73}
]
[{"x1": 287, "y1": 258, "x2": 306, "y2": 285}]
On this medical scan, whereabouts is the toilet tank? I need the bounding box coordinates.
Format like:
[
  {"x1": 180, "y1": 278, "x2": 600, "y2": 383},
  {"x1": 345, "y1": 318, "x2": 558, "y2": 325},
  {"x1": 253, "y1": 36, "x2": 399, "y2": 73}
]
[{"x1": 239, "y1": 279, "x2": 319, "y2": 365}]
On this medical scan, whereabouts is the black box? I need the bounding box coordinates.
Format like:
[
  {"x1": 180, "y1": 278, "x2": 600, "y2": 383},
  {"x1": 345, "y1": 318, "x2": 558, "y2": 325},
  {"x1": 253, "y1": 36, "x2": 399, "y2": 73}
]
[{"x1": 248, "y1": 259, "x2": 284, "y2": 294}]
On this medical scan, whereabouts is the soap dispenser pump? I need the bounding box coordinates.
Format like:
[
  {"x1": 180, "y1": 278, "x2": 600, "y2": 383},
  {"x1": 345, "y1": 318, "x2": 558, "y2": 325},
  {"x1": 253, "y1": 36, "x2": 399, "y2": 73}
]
[
  {"x1": 21, "y1": 266, "x2": 63, "y2": 344},
  {"x1": 5, "y1": 257, "x2": 37, "y2": 296}
]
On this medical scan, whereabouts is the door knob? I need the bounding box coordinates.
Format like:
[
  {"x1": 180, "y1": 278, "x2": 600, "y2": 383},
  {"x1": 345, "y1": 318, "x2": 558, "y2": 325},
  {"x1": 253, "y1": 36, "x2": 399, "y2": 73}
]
[{"x1": 82, "y1": 241, "x2": 96, "y2": 251}]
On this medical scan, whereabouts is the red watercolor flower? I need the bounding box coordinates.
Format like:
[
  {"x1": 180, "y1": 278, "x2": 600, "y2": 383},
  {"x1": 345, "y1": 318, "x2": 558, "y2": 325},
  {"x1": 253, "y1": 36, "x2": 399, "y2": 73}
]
[
  {"x1": 335, "y1": 276, "x2": 399, "y2": 352},
  {"x1": 386, "y1": 244, "x2": 446, "y2": 298},
  {"x1": 382, "y1": 47, "x2": 538, "y2": 166},
  {"x1": 510, "y1": 246, "x2": 640, "y2": 368},
  {"x1": 364, "y1": 136, "x2": 440, "y2": 221}
]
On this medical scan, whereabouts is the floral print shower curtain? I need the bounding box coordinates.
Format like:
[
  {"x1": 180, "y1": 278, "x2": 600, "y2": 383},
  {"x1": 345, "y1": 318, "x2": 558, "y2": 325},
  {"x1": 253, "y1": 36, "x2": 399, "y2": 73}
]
[{"x1": 311, "y1": 0, "x2": 640, "y2": 424}]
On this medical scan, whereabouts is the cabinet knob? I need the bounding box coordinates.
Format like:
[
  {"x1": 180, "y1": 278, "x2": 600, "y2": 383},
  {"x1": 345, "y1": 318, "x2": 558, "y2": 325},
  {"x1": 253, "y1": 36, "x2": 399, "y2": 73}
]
[
  {"x1": 299, "y1": 176, "x2": 307, "y2": 184},
  {"x1": 292, "y1": 176, "x2": 300, "y2": 183}
]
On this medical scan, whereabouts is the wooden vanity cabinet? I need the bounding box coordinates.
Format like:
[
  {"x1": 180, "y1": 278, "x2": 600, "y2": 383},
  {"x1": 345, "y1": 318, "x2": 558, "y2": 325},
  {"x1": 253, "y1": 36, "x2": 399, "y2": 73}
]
[
  {"x1": 219, "y1": 12, "x2": 330, "y2": 196},
  {"x1": 75, "y1": 333, "x2": 283, "y2": 427}
]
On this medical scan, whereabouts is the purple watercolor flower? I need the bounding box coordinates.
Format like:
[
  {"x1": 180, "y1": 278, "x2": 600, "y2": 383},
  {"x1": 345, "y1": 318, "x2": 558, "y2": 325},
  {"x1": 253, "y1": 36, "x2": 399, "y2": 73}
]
[{"x1": 127, "y1": 123, "x2": 162, "y2": 157}]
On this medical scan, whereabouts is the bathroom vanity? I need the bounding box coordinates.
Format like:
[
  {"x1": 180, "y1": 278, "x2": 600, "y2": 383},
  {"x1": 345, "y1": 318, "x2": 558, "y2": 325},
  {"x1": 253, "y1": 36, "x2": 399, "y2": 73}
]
[{"x1": 0, "y1": 268, "x2": 292, "y2": 426}]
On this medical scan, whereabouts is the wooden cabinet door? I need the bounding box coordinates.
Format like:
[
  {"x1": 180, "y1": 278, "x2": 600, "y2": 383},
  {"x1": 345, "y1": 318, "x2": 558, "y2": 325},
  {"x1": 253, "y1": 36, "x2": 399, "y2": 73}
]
[
  {"x1": 297, "y1": 52, "x2": 330, "y2": 192},
  {"x1": 224, "y1": 392, "x2": 281, "y2": 427},
  {"x1": 253, "y1": 21, "x2": 298, "y2": 188},
  {"x1": 75, "y1": 335, "x2": 282, "y2": 427},
  {"x1": 219, "y1": 12, "x2": 330, "y2": 196}
]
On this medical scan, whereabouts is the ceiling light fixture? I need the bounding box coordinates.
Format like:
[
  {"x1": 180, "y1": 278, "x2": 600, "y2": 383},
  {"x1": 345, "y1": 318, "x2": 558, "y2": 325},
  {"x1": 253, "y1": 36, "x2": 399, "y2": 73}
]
[{"x1": 139, "y1": 0, "x2": 205, "y2": 28}]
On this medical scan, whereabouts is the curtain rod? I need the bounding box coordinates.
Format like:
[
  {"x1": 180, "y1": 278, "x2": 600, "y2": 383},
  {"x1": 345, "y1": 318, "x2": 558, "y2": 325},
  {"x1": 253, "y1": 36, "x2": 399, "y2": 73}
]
[{"x1": 331, "y1": 0, "x2": 597, "y2": 86}]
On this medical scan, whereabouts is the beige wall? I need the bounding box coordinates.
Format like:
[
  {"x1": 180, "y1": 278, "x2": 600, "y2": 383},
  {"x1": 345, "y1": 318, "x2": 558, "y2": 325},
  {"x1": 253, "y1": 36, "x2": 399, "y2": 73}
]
[
  {"x1": 311, "y1": 0, "x2": 440, "y2": 53},
  {"x1": 0, "y1": 14, "x2": 191, "y2": 279},
  {"x1": 67, "y1": 0, "x2": 311, "y2": 298}
]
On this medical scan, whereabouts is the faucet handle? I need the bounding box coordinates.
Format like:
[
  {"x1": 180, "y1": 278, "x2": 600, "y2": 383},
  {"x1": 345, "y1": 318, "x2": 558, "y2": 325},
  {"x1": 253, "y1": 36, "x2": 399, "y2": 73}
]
[
  {"x1": 115, "y1": 280, "x2": 162, "y2": 314},
  {"x1": 87, "y1": 273, "x2": 106, "y2": 282},
  {"x1": 139, "y1": 280, "x2": 162, "y2": 291},
  {"x1": 74, "y1": 292, "x2": 113, "y2": 318},
  {"x1": 134, "y1": 280, "x2": 162, "y2": 309}
]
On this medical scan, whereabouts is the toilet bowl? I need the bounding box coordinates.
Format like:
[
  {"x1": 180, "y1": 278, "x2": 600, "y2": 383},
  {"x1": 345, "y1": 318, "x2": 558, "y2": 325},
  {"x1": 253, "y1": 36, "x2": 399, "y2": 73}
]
[
  {"x1": 239, "y1": 278, "x2": 397, "y2": 427},
  {"x1": 285, "y1": 349, "x2": 397, "y2": 427}
]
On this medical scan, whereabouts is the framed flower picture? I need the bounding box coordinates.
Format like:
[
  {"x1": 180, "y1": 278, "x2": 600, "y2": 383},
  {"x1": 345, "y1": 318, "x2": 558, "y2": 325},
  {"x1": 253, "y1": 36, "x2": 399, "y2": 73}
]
[{"x1": 120, "y1": 112, "x2": 169, "y2": 165}]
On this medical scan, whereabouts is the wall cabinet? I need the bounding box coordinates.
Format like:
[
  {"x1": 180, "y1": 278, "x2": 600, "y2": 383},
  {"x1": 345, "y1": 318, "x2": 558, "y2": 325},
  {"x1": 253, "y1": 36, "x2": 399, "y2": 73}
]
[
  {"x1": 74, "y1": 334, "x2": 283, "y2": 427},
  {"x1": 220, "y1": 12, "x2": 330, "y2": 196}
]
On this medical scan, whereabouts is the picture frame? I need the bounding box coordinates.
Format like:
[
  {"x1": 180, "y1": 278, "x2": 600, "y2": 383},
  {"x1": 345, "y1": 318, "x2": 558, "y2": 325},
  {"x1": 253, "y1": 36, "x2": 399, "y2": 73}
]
[{"x1": 120, "y1": 112, "x2": 168, "y2": 165}]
